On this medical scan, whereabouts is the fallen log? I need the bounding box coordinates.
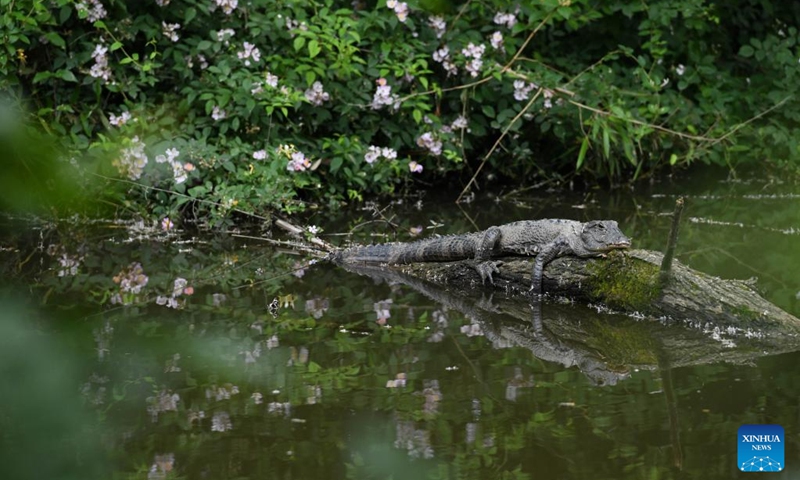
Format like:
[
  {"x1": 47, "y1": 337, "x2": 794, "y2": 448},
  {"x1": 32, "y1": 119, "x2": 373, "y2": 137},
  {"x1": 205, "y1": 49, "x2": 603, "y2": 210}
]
[{"x1": 391, "y1": 249, "x2": 800, "y2": 332}]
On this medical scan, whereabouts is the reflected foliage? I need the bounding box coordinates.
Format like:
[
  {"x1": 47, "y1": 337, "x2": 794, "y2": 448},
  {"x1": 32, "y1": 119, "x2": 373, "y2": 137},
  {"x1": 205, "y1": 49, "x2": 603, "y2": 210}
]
[{"x1": 1, "y1": 170, "x2": 800, "y2": 479}]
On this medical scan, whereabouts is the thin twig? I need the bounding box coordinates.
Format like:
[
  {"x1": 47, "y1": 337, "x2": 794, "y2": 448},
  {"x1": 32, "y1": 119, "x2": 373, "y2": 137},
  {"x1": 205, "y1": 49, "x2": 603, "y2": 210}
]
[
  {"x1": 273, "y1": 218, "x2": 335, "y2": 252},
  {"x1": 711, "y1": 95, "x2": 792, "y2": 145},
  {"x1": 457, "y1": 89, "x2": 542, "y2": 202},
  {"x1": 88, "y1": 172, "x2": 271, "y2": 221},
  {"x1": 567, "y1": 100, "x2": 714, "y2": 142}
]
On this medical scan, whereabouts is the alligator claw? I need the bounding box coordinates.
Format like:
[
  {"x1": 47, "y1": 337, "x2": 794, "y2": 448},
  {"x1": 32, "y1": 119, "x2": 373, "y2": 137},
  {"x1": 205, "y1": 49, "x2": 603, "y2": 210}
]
[{"x1": 473, "y1": 260, "x2": 501, "y2": 285}]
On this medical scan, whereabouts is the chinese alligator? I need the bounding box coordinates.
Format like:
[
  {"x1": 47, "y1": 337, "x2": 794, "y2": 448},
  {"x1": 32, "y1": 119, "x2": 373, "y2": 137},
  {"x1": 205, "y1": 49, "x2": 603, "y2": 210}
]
[{"x1": 333, "y1": 219, "x2": 632, "y2": 295}]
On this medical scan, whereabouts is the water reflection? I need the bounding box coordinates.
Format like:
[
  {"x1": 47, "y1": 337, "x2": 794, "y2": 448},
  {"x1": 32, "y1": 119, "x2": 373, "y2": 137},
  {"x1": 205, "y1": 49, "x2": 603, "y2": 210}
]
[{"x1": 1, "y1": 169, "x2": 800, "y2": 479}]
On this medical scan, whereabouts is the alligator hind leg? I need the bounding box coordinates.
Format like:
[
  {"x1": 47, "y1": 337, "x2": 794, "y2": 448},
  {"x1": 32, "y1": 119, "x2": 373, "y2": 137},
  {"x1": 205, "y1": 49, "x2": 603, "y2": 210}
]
[{"x1": 472, "y1": 226, "x2": 502, "y2": 285}]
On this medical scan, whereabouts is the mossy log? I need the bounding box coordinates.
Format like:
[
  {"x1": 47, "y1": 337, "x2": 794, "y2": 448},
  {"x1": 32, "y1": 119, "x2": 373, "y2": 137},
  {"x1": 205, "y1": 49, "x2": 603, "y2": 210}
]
[{"x1": 393, "y1": 249, "x2": 800, "y2": 332}]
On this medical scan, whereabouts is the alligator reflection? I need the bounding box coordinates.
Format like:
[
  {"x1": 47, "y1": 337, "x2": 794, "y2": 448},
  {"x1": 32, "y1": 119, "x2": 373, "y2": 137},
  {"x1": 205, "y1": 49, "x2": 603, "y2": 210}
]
[{"x1": 339, "y1": 261, "x2": 800, "y2": 387}]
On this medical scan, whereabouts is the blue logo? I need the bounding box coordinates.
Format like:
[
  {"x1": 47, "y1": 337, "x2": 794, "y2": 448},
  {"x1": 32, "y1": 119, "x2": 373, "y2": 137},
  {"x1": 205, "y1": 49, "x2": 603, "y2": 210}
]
[{"x1": 738, "y1": 424, "x2": 784, "y2": 472}]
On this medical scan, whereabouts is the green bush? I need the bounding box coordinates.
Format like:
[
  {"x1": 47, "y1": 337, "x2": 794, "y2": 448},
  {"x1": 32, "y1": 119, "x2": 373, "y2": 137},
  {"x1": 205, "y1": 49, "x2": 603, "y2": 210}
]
[{"x1": 2, "y1": 0, "x2": 798, "y2": 220}]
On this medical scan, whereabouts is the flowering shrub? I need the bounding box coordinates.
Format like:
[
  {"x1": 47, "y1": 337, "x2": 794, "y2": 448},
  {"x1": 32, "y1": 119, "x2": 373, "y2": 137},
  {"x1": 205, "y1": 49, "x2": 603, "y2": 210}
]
[{"x1": 3, "y1": 0, "x2": 800, "y2": 219}]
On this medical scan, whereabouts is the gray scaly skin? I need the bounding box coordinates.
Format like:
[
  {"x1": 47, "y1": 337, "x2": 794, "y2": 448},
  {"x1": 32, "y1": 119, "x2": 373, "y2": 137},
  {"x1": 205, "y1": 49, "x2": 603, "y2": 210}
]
[{"x1": 333, "y1": 219, "x2": 632, "y2": 295}]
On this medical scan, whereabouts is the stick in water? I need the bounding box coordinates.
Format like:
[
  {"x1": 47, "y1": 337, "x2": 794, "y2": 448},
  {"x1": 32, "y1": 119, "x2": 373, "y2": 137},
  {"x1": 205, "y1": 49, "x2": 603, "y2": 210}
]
[{"x1": 660, "y1": 197, "x2": 685, "y2": 283}]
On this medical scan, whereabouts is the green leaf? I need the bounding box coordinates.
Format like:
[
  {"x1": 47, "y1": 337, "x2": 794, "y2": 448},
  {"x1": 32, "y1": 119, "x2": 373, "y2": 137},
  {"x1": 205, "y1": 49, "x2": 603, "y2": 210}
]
[
  {"x1": 58, "y1": 70, "x2": 77, "y2": 82},
  {"x1": 330, "y1": 156, "x2": 343, "y2": 172},
  {"x1": 33, "y1": 71, "x2": 52, "y2": 84},
  {"x1": 185, "y1": 7, "x2": 197, "y2": 24},
  {"x1": 308, "y1": 39, "x2": 321, "y2": 58},
  {"x1": 44, "y1": 32, "x2": 65, "y2": 49},
  {"x1": 305, "y1": 70, "x2": 316, "y2": 85},
  {"x1": 197, "y1": 40, "x2": 211, "y2": 50},
  {"x1": 739, "y1": 45, "x2": 754, "y2": 57},
  {"x1": 576, "y1": 137, "x2": 589, "y2": 170},
  {"x1": 308, "y1": 361, "x2": 321, "y2": 373},
  {"x1": 110, "y1": 41, "x2": 123, "y2": 52},
  {"x1": 669, "y1": 153, "x2": 678, "y2": 165},
  {"x1": 413, "y1": 109, "x2": 422, "y2": 123},
  {"x1": 482, "y1": 105, "x2": 496, "y2": 118},
  {"x1": 59, "y1": 5, "x2": 72, "y2": 23},
  {"x1": 602, "y1": 129, "x2": 610, "y2": 158},
  {"x1": 622, "y1": 140, "x2": 636, "y2": 165},
  {"x1": 293, "y1": 36, "x2": 306, "y2": 51}
]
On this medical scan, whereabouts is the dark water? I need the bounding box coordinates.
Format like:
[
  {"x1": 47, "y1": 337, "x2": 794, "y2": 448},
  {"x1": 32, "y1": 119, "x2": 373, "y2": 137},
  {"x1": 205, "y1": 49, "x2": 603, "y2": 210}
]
[{"x1": 2, "y1": 168, "x2": 800, "y2": 480}]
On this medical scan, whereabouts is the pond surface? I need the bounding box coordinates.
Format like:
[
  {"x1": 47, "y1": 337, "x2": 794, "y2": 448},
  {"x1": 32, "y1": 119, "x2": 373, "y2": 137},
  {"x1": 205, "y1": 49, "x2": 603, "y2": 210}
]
[{"x1": 2, "y1": 167, "x2": 800, "y2": 480}]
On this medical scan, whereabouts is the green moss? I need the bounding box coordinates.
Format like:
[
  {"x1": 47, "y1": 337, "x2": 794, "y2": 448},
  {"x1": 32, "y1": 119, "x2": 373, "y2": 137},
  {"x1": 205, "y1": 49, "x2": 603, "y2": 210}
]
[
  {"x1": 585, "y1": 320, "x2": 659, "y2": 365},
  {"x1": 586, "y1": 251, "x2": 661, "y2": 312},
  {"x1": 728, "y1": 305, "x2": 763, "y2": 323}
]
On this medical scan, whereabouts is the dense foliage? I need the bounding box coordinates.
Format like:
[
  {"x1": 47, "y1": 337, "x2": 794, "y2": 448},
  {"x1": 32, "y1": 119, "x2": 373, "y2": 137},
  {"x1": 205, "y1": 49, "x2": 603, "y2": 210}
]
[{"x1": 2, "y1": 0, "x2": 799, "y2": 219}]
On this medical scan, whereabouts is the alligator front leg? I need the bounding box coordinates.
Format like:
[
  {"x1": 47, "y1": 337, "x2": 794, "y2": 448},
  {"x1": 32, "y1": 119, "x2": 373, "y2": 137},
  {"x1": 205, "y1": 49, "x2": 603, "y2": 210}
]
[
  {"x1": 530, "y1": 237, "x2": 572, "y2": 297},
  {"x1": 472, "y1": 226, "x2": 502, "y2": 285}
]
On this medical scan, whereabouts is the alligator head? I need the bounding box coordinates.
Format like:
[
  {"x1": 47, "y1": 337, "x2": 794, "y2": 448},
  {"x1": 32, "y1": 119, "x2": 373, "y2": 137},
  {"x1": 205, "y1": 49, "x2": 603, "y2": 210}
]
[{"x1": 580, "y1": 220, "x2": 632, "y2": 253}]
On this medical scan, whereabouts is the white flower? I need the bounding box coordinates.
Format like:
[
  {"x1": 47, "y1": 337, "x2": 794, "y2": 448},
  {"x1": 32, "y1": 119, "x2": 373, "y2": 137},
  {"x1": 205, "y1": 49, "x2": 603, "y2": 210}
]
[
  {"x1": 89, "y1": 44, "x2": 111, "y2": 82},
  {"x1": 75, "y1": 0, "x2": 106, "y2": 23},
  {"x1": 172, "y1": 161, "x2": 188, "y2": 184},
  {"x1": 237, "y1": 42, "x2": 261, "y2": 66},
  {"x1": 165, "y1": 148, "x2": 180, "y2": 162},
  {"x1": 371, "y1": 79, "x2": 400, "y2": 110},
  {"x1": 513, "y1": 80, "x2": 538, "y2": 101},
  {"x1": 381, "y1": 147, "x2": 397, "y2": 160},
  {"x1": 287, "y1": 151, "x2": 311, "y2": 172},
  {"x1": 365, "y1": 145, "x2": 398, "y2": 164},
  {"x1": 364, "y1": 146, "x2": 380, "y2": 164},
  {"x1": 451, "y1": 115, "x2": 468, "y2": 130},
  {"x1": 543, "y1": 89, "x2": 554, "y2": 109},
  {"x1": 162, "y1": 22, "x2": 180, "y2": 42},
  {"x1": 465, "y1": 58, "x2": 483, "y2": 77},
  {"x1": 113, "y1": 136, "x2": 148, "y2": 180},
  {"x1": 265, "y1": 72, "x2": 279, "y2": 87},
  {"x1": 215, "y1": 28, "x2": 235, "y2": 45},
  {"x1": 304, "y1": 81, "x2": 330, "y2": 106},
  {"x1": 416, "y1": 132, "x2": 442, "y2": 156},
  {"x1": 214, "y1": 0, "x2": 238, "y2": 15},
  {"x1": 156, "y1": 0, "x2": 170, "y2": 6},
  {"x1": 409, "y1": 161, "x2": 423, "y2": 173},
  {"x1": 211, "y1": 106, "x2": 227, "y2": 121},
  {"x1": 493, "y1": 12, "x2": 517, "y2": 28},
  {"x1": 461, "y1": 43, "x2": 486, "y2": 59},
  {"x1": 388, "y1": 1, "x2": 409, "y2": 22},
  {"x1": 173, "y1": 278, "x2": 187, "y2": 297},
  {"x1": 211, "y1": 411, "x2": 232, "y2": 432},
  {"x1": 428, "y1": 16, "x2": 446, "y2": 38},
  {"x1": 432, "y1": 46, "x2": 449, "y2": 63},
  {"x1": 253, "y1": 149, "x2": 267, "y2": 160},
  {"x1": 676, "y1": 64, "x2": 686, "y2": 76},
  {"x1": 109, "y1": 111, "x2": 131, "y2": 126},
  {"x1": 490, "y1": 31, "x2": 504, "y2": 50}
]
